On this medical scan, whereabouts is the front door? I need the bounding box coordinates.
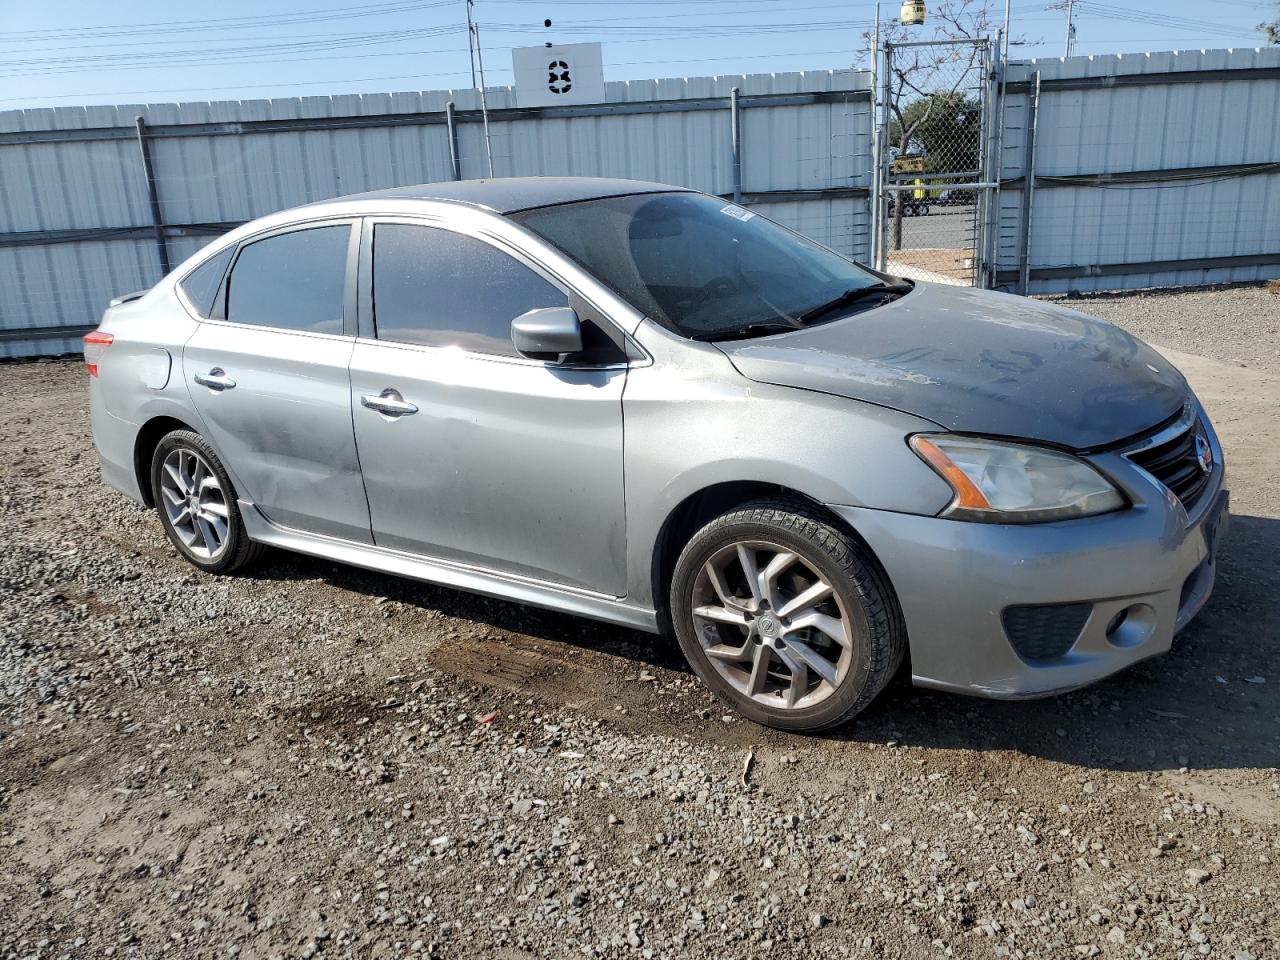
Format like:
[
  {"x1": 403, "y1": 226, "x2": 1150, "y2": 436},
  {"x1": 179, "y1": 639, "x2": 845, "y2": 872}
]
[
  {"x1": 349, "y1": 220, "x2": 628, "y2": 595},
  {"x1": 183, "y1": 220, "x2": 372, "y2": 543}
]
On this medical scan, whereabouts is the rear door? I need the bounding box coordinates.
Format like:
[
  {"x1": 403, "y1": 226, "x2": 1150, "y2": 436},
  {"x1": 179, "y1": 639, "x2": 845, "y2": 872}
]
[
  {"x1": 182, "y1": 219, "x2": 372, "y2": 543},
  {"x1": 348, "y1": 218, "x2": 629, "y2": 594}
]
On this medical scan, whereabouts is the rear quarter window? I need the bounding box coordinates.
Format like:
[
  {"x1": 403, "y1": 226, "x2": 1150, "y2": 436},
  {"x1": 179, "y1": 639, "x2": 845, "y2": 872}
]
[{"x1": 178, "y1": 246, "x2": 234, "y2": 318}]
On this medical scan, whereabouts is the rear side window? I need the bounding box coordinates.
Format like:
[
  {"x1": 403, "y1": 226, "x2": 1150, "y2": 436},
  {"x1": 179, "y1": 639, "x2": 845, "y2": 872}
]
[
  {"x1": 225, "y1": 225, "x2": 350, "y2": 334},
  {"x1": 372, "y1": 223, "x2": 567, "y2": 356},
  {"x1": 178, "y1": 246, "x2": 233, "y2": 318}
]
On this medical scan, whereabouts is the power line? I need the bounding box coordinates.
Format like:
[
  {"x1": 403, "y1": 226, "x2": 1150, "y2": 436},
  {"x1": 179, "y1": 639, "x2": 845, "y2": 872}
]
[
  {"x1": 485, "y1": 19, "x2": 871, "y2": 33},
  {"x1": 1, "y1": 0, "x2": 858, "y2": 58},
  {"x1": 2, "y1": 25, "x2": 474, "y2": 56},
  {"x1": 494, "y1": 0, "x2": 856, "y2": 24},
  {"x1": 0, "y1": 27, "x2": 469, "y2": 76},
  {"x1": 0, "y1": 0, "x2": 460, "y2": 42},
  {"x1": 0, "y1": 0, "x2": 859, "y2": 44},
  {"x1": 1071, "y1": 1, "x2": 1264, "y2": 39},
  {"x1": 0, "y1": 46, "x2": 865, "y2": 105},
  {"x1": 1, "y1": 19, "x2": 877, "y2": 78},
  {"x1": 4, "y1": 0, "x2": 1266, "y2": 105},
  {"x1": 0, "y1": 0, "x2": 860, "y2": 64}
]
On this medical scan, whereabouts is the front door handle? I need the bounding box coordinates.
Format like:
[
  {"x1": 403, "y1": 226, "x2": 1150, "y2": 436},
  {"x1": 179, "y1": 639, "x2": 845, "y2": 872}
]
[
  {"x1": 194, "y1": 368, "x2": 236, "y2": 391},
  {"x1": 361, "y1": 389, "x2": 419, "y2": 417}
]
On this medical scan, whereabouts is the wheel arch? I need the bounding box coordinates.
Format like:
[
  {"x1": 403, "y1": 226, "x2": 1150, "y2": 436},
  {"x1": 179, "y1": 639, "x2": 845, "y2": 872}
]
[
  {"x1": 649, "y1": 480, "x2": 888, "y2": 636},
  {"x1": 133, "y1": 415, "x2": 200, "y2": 508}
]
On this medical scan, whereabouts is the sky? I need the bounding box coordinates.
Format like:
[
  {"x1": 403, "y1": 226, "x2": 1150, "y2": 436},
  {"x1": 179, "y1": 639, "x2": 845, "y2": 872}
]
[{"x1": 1, "y1": 0, "x2": 1275, "y2": 110}]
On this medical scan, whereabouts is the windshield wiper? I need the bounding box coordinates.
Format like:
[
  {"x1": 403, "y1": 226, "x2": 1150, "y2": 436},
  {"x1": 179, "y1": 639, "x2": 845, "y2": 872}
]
[
  {"x1": 691, "y1": 322, "x2": 800, "y2": 342},
  {"x1": 795, "y1": 280, "x2": 913, "y2": 325},
  {"x1": 689, "y1": 280, "x2": 913, "y2": 341}
]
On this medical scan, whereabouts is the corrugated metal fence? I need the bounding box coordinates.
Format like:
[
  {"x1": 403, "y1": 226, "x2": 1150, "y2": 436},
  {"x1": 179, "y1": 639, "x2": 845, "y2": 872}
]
[
  {"x1": 993, "y1": 48, "x2": 1280, "y2": 295},
  {"x1": 0, "y1": 70, "x2": 872, "y2": 358},
  {"x1": 4, "y1": 49, "x2": 1280, "y2": 356}
]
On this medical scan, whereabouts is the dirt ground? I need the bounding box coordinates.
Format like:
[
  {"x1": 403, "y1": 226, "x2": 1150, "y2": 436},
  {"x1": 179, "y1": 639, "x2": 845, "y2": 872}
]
[
  {"x1": 887, "y1": 249, "x2": 975, "y2": 284},
  {"x1": 1, "y1": 294, "x2": 1278, "y2": 959}
]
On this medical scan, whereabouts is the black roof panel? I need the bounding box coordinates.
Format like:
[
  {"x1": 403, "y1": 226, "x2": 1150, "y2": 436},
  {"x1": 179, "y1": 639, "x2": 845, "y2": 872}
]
[{"x1": 336, "y1": 176, "x2": 688, "y2": 214}]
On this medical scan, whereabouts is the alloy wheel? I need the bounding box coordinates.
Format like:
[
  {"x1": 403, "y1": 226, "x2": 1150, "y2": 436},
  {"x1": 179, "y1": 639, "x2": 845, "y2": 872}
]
[
  {"x1": 159, "y1": 447, "x2": 231, "y2": 561},
  {"x1": 690, "y1": 539, "x2": 854, "y2": 710}
]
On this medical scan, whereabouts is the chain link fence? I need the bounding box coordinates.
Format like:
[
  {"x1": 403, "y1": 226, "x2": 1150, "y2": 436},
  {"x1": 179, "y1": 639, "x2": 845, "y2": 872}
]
[{"x1": 878, "y1": 38, "x2": 991, "y2": 286}]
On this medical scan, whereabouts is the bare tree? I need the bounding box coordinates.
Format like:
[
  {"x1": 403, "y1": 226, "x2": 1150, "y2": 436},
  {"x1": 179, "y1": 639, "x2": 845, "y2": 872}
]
[{"x1": 867, "y1": 0, "x2": 996, "y2": 250}]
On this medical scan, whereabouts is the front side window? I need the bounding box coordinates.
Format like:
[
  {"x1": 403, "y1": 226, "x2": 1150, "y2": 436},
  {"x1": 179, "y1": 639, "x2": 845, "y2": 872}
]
[
  {"x1": 178, "y1": 245, "x2": 234, "y2": 318},
  {"x1": 225, "y1": 224, "x2": 349, "y2": 334},
  {"x1": 372, "y1": 223, "x2": 567, "y2": 356},
  {"x1": 511, "y1": 191, "x2": 885, "y2": 340}
]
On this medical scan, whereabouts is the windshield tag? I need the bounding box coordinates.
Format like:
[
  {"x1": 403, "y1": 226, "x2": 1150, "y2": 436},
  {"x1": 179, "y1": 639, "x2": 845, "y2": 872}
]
[{"x1": 719, "y1": 203, "x2": 755, "y2": 222}]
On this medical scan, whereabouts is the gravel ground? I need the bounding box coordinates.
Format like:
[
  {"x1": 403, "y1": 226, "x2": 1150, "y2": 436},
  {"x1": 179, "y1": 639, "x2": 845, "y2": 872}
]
[
  {"x1": 2, "y1": 289, "x2": 1279, "y2": 959},
  {"x1": 1041, "y1": 284, "x2": 1280, "y2": 374}
]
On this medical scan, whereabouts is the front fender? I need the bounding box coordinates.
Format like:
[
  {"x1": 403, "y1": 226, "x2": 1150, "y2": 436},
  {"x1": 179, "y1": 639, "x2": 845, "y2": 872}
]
[{"x1": 621, "y1": 324, "x2": 953, "y2": 608}]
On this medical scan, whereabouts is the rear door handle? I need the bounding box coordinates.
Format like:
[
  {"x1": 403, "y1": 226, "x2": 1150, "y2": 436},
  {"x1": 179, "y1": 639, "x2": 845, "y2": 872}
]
[
  {"x1": 194, "y1": 368, "x2": 236, "y2": 391},
  {"x1": 361, "y1": 389, "x2": 418, "y2": 417}
]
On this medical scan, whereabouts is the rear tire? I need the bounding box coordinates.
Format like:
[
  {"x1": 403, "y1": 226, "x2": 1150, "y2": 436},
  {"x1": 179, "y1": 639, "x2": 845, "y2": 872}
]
[
  {"x1": 150, "y1": 429, "x2": 264, "y2": 574},
  {"x1": 670, "y1": 497, "x2": 904, "y2": 732}
]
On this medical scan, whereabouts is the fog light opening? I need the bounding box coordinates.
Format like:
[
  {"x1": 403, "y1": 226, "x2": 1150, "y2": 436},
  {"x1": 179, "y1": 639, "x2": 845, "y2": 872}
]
[
  {"x1": 1105, "y1": 603, "x2": 1156, "y2": 649},
  {"x1": 1105, "y1": 609, "x2": 1127, "y2": 635}
]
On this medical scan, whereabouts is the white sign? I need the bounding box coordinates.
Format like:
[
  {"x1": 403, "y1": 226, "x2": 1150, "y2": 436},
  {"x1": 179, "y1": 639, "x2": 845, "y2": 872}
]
[
  {"x1": 719, "y1": 204, "x2": 755, "y2": 222},
  {"x1": 512, "y1": 42, "x2": 605, "y2": 107}
]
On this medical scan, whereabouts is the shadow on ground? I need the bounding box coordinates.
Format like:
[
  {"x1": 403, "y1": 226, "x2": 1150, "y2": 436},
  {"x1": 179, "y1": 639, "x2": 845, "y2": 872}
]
[{"x1": 246, "y1": 514, "x2": 1280, "y2": 775}]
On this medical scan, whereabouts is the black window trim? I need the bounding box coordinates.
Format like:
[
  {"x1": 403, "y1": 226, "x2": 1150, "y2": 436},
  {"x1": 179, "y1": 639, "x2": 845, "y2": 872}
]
[
  {"x1": 356, "y1": 214, "x2": 646, "y2": 370},
  {"x1": 193, "y1": 216, "x2": 360, "y2": 340}
]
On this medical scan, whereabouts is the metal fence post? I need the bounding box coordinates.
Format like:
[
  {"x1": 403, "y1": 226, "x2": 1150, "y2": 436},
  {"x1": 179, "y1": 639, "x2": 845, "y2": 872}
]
[
  {"x1": 868, "y1": 44, "x2": 880, "y2": 268},
  {"x1": 991, "y1": 28, "x2": 1012, "y2": 289},
  {"x1": 877, "y1": 44, "x2": 893, "y2": 271},
  {"x1": 973, "y1": 37, "x2": 992, "y2": 287},
  {"x1": 446, "y1": 101, "x2": 462, "y2": 180},
  {"x1": 976, "y1": 34, "x2": 999, "y2": 288},
  {"x1": 1017, "y1": 72, "x2": 1041, "y2": 295},
  {"x1": 134, "y1": 116, "x2": 171, "y2": 276},
  {"x1": 730, "y1": 87, "x2": 742, "y2": 203}
]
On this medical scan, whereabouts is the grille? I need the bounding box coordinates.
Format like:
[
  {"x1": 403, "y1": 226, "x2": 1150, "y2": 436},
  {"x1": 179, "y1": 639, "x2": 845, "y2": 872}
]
[
  {"x1": 1125, "y1": 414, "x2": 1212, "y2": 510},
  {"x1": 1002, "y1": 603, "x2": 1092, "y2": 663}
]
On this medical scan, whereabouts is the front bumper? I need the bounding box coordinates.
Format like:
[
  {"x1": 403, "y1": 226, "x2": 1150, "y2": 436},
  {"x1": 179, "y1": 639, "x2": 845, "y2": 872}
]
[{"x1": 830, "y1": 446, "x2": 1228, "y2": 699}]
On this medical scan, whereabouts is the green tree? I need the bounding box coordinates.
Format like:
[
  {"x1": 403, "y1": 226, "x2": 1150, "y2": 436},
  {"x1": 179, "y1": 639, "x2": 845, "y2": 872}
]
[
  {"x1": 889, "y1": 93, "x2": 983, "y2": 174},
  {"x1": 1260, "y1": 7, "x2": 1280, "y2": 44}
]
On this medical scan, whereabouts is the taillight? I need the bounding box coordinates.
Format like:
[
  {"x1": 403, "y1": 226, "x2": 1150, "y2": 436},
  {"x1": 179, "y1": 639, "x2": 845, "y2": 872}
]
[{"x1": 83, "y1": 331, "x2": 113, "y2": 377}]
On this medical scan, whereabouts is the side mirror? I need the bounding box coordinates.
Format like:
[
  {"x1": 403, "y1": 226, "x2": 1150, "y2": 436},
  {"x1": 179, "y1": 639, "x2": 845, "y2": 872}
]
[{"x1": 511, "y1": 306, "x2": 583, "y2": 361}]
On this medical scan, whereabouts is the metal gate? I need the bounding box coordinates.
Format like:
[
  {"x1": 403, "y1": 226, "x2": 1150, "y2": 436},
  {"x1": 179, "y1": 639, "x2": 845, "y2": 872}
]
[{"x1": 872, "y1": 38, "x2": 998, "y2": 287}]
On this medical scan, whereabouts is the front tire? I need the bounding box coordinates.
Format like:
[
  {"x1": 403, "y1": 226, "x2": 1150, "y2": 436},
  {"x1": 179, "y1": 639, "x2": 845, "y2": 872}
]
[
  {"x1": 150, "y1": 429, "x2": 264, "y2": 574},
  {"x1": 670, "y1": 498, "x2": 904, "y2": 732}
]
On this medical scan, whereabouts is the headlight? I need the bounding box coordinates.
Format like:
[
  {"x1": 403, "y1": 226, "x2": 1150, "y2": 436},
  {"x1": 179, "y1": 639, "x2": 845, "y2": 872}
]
[{"x1": 910, "y1": 434, "x2": 1125, "y2": 523}]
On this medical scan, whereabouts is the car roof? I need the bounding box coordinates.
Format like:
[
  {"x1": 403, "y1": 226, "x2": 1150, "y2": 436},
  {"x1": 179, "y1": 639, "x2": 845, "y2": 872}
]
[{"x1": 332, "y1": 176, "x2": 689, "y2": 215}]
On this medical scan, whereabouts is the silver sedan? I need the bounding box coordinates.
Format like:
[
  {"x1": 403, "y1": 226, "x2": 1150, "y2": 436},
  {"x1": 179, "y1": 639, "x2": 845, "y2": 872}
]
[{"x1": 85, "y1": 177, "x2": 1228, "y2": 731}]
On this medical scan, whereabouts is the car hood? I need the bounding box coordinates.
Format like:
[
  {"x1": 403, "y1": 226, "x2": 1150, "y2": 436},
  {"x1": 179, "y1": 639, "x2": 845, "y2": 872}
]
[{"x1": 716, "y1": 282, "x2": 1187, "y2": 450}]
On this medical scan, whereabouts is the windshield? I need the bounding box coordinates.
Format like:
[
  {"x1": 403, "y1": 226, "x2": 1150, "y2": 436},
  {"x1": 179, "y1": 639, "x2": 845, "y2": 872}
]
[{"x1": 510, "y1": 191, "x2": 886, "y2": 339}]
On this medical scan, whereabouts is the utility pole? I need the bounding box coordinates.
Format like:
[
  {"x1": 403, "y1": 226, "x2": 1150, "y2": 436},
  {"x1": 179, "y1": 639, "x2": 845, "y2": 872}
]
[
  {"x1": 468, "y1": 3, "x2": 496, "y2": 178},
  {"x1": 1061, "y1": 0, "x2": 1076, "y2": 57},
  {"x1": 1003, "y1": 0, "x2": 1012, "y2": 63},
  {"x1": 464, "y1": 0, "x2": 477, "y2": 88}
]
